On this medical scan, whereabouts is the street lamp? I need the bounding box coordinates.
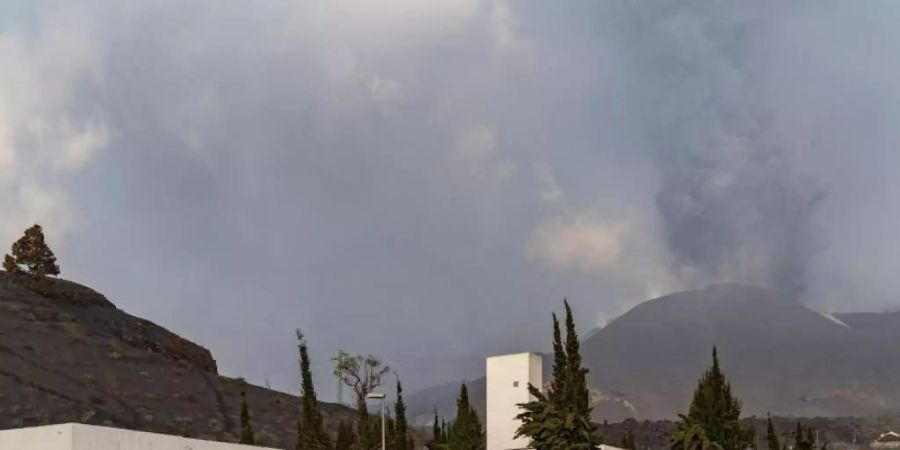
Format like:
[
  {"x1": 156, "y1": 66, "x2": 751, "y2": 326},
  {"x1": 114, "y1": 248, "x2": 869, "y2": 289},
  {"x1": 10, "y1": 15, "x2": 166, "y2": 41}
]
[{"x1": 367, "y1": 392, "x2": 386, "y2": 450}]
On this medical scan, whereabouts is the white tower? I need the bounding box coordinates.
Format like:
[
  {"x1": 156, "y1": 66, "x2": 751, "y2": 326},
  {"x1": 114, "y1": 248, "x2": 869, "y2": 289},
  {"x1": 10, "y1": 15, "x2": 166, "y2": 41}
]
[{"x1": 486, "y1": 352, "x2": 543, "y2": 450}]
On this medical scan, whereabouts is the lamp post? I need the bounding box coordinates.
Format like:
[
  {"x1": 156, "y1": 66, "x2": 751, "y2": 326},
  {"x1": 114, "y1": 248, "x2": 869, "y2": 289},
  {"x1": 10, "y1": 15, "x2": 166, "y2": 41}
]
[{"x1": 367, "y1": 392, "x2": 386, "y2": 450}]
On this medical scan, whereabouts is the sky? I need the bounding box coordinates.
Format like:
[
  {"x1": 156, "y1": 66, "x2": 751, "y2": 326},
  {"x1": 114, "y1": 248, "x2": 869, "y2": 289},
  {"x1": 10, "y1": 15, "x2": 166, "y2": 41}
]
[{"x1": 3, "y1": 0, "x2": 900, "y2": 398}]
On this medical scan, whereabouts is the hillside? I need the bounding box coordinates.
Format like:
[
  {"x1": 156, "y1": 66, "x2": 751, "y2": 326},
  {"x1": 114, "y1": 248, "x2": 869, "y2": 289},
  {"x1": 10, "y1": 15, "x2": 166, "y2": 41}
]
[
  {"x1": 0, "y1": 274, "x2": 355, "y2": 447},
  {"x1": 599, "y1": 415, "x2": 900, "y2": 450},
  {"x1": 580, "y1": 283, "x2": 899, "y2": 419},
  {"x1": 408, "y1": 284, "x2": 900, "y2": 423}
]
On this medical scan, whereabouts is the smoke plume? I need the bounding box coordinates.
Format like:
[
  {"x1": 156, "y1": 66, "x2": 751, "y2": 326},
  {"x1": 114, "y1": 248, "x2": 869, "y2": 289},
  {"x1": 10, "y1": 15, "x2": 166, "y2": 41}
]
[{"x1": 611, "y1": 2, "x2": 828, "y2": 295}]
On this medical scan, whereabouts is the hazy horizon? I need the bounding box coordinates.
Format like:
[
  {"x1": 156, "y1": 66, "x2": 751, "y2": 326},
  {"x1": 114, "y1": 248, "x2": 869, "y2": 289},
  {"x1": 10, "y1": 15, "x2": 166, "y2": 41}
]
[{"x1": 4, "y1": 0, "x2": 900, "y2": 398}]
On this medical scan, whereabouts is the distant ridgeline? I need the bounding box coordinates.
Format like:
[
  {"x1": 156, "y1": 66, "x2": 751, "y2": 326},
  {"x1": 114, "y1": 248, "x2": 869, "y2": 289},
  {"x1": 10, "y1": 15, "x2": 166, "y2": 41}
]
[{"x1": 408, "y1": 283, "x2": 900, "y2": 423}]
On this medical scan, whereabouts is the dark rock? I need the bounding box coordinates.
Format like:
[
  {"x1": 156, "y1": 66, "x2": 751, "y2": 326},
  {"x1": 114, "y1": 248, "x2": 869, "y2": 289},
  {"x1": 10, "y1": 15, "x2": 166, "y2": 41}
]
[{"x1": 0, "y1": 275, "x2": 357, "y2": 447}]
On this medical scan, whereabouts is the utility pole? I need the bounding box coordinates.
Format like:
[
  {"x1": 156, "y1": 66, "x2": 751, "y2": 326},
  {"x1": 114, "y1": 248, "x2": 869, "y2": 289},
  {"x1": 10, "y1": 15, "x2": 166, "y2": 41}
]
[{"x1": 367, "y1": 392, "x2": 386, "y2": 450}]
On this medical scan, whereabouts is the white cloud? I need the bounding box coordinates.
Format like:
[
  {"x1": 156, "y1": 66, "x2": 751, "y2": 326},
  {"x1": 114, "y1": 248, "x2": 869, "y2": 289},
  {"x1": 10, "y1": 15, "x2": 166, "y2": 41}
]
[
  {"x1": 0, "y1": 7, "x2": 108, "y2": 245},
  {"x1": 490, "y1": 0, "x2": 538, "y2": 69},
  {"x1": 491, "y1": 0, "x2": 521, "y2": 49},
  {"x1": 527, "y1": 215, "x2": 627, "y2": 271},
  {"x1": 366, "y1": 75, "x2": 402, "y2": 104},
  {"x1": 53, "y1": 118, "x2": 109, "y2": 171},
  {"x1": 451, "y1": 124, "x2": 517, "y2": 184},
  {"x1": 534, "y1": 163, "x2": 564, "y2": 204},
  {"x1": 283, "y1": 0, "x2": 480, "y2": 52},
  {"x1": 321, "y1": 0, "x2": 480, "y2": 39},
  {"x1": 526, "y1": 210, "x2": 681, "y2": 320}
]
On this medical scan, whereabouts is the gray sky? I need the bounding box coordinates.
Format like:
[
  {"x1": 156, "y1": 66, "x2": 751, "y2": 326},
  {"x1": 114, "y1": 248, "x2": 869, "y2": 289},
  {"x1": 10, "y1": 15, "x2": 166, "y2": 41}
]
[{"x1": 3, "y1": 0, "x2": 900, "y2": 397}]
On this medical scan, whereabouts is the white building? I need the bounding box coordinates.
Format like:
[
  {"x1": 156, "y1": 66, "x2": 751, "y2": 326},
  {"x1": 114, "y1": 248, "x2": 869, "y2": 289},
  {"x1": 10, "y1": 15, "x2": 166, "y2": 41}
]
[
  {"x1": 0, "y1": 423, "x2": 276, "y2": 450},
  {"x1": 486, "y1": 352, "x2": 543, "y2": 450},
  {"x1": 872, "y1": 431, "x2": 900, "y2": 449}
]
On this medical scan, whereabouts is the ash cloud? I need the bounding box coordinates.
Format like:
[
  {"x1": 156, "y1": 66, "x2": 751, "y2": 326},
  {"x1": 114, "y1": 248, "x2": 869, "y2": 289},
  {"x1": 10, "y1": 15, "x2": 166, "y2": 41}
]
[
  {"x1": 5, "y1": 0, "x2": 900, "y2": 398},
  {"x1": 608, "y1": 2, "x2": 829, "y2": 296}
]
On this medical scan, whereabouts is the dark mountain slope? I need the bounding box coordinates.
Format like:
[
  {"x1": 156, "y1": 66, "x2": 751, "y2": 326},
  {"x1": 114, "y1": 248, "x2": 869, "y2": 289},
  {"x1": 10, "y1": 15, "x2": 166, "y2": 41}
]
[
  {"x1": 835, "y1": 310, "x2": 900, "y2": 340},
  {"x1": 405, "y1": 378, "x2": 487, "y2": 426},
  {"x1": 0, "y1": 275, "x2": 354, "y2": 447},
  {"x1": 581, "y1": 283, "x2": 888, "y2": 419},
  {"x1": 409, "y1": 284, "x2": 900, "y2": 422}
]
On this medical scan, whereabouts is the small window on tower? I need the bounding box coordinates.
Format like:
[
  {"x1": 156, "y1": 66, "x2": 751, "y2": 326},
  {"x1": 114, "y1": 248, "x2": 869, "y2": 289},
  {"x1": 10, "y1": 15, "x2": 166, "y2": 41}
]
[{"x1": 513, "y1": 381, "x2": 519, "y2": 387}]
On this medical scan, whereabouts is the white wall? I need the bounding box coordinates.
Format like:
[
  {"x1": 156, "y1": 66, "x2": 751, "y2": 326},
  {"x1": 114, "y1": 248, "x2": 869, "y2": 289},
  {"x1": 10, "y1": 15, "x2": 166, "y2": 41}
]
[
  {"x1": 0, "y1": 424, "x2": 72, "y2": 450},
  {"x1": 486, "y1": 352, "x2": 542, "y2": 450},
  {"x1": 0, "y1": 423, "x2": 278, "y2": 450}
]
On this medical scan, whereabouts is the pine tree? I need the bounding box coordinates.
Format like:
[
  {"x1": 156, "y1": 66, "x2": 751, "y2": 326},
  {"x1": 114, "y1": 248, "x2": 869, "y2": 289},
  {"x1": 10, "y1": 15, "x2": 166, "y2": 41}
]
[
  {"x1": 672, "y1": 423, "x2": 722, "y2": 450},
  {"x1": 240, "y1": 390, "x2": 255, "y2": 445},
  {"x1": 3, "y1": 254, "x2": 19, "y2": 279},
  {"x1": 516, "y1": 300, "x2": 599, "y2": 450},
  {"x1": 394, "y1": 380, "x2": 410, "y2": 450},
  {"x1": 448, "y1": 383, "x2": 484, "y2": 450},
  {"x1": 7, "y1": 225, "x2": 60, "y2": 281},
  {"x1": 671, "y1": 347, "x2": 747, "y2": 450},
  {"x1": 766, "y1": 414, "x2": 780, "y2": 450},
  {"x1": 295, "y1": 330, "x2": 331, "y2": 450}
]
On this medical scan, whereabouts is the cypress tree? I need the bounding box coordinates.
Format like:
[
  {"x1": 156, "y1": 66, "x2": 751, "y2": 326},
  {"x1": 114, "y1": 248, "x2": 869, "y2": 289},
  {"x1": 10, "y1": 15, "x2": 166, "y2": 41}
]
[
  {"x1": 621, "y1": 428, "x2": 637, "y2": 450},
  {"x1": 448, "y1": 383, "x2": 484, "y2": 450},
  {"x1": 793, "y1": 422, "x2": 815, "y2": 450},
  {"x1": 333, "y1": 421, "x2": 354, "y2": 450},
  {"x1": 549, "y1": 313, "x2": 565, "y2": 404},
  {"x1": 433, "y1": 409, "x2": 442, "y2": 444},
  {"x1": 563, "y1": 300, "x2": 591, "y2": 416},
  {"x1": 296, "y1": 420, "x2": 304, "y2": 450},
  {"x1": 516, "y1": 300, "x2": 598, "y2": 450},
  {"x1": 357, "y1": 414, "x2": 380, "y2": 450},
  {"x1": 394, "y1": 380, "x2": 410, "y2": 450},
  {"x1": 240, "y1": 390, "x2": 255, "y2": 445},
  {"x1": 296, "y1": 330, "x2": 331, "y2": 450},
  {"x1": 671, "y1": 347, "x2": 747, "y2": 450},
  {"x1": 385, "y1": 415, "x2": 397, "y2": 450},
  {"x1": 766, "y1": 414, "x2": 780, "y2": 450},
  {"x1": 748, "y1": 424, "x2": 758, "y2": 450}
]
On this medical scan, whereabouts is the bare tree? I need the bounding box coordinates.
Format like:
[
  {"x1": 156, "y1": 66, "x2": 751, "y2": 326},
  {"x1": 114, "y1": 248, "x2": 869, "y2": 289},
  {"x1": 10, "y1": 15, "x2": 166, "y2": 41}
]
[{"x1": 332, "y1": 350, "x2": 390, "y2": 416}]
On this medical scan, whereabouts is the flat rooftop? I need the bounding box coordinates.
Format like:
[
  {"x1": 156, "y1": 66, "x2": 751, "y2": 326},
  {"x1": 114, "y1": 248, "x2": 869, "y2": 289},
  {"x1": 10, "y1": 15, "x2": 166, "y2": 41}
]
[{"x1": 0, "y1": 423, "x2": 278, "y2": 450}]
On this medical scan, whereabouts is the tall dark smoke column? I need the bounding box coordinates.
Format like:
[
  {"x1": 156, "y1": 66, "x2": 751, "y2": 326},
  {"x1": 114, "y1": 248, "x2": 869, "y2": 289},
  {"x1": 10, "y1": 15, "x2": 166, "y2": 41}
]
[{"x1": 614, "y1": 3, "x2": 826, "y2": 296}]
